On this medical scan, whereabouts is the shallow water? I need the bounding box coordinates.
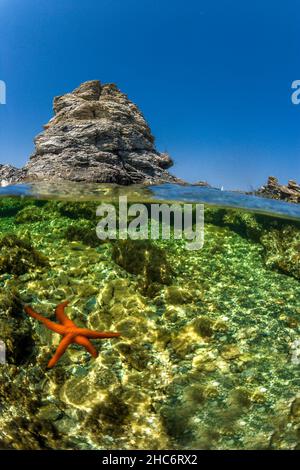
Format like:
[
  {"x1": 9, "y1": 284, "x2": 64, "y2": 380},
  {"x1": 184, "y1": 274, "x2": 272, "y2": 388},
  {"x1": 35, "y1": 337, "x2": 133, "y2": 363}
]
[{"x1": 0, "y1": 183, "x2": 299, "y2": 450}]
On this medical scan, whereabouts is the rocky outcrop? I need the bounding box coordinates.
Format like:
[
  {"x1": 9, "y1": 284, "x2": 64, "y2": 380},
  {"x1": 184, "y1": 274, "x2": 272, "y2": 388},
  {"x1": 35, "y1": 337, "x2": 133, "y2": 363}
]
[
  {"x1": 0, "y1": 165, "x2": 25, "y2": 185},
  {"x1": 192, "y1": 180, "x2": 211, "y2": 187},
  {"x1": 257, "y1": 176, "x2": 300, "y2": 204},
  {"x1": 17, "y1": 80, "x2": 180, "y2": 185}
]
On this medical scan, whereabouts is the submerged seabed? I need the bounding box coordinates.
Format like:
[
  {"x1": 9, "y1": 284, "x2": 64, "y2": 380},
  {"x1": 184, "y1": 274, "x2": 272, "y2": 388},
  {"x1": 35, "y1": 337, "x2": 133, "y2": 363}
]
[{"x1": 0, "y1": 183, "x2": 299, "y2": 450}]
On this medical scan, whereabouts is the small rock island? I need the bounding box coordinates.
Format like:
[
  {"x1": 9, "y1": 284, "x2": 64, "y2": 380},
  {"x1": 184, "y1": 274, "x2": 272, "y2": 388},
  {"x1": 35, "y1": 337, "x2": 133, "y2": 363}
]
[
  {"x1": 0, "y1": 80, "x2": 181, "y2": 185},
  {"x1": 256, "y1": 176, "x2": 300, "y2": 204}
]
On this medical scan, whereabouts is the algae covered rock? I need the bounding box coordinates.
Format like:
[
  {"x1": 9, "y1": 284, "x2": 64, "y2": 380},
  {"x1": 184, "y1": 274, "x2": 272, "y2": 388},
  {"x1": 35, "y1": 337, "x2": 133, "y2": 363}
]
[
  {"x1": 6, "y1": 416, "x2": 60, "y2": 450},
  {"x1": 64, "y1": 220, "x2": 101, "y2": 247},
  {"x1": 85, "y1": 389, "x2": 130, "y2": 438},
  {"x1": 261, "y1": 225, "x2": 300, "y2": 280},
  {"x1": 202, "y1": 207, "x2": 264, "y2": 242},
  {"x1": 0, "y1": 233, "x2": 48, "y2": 275},
  {"x1": 223, "y1": 210, "x2": 263, "y2": 241},
  {"x1": 205, "y1": 207, "x2": 300, "y2": 281},
  {"x1": 55, "y1": 201, "x2": 98, "y2": 221},
  {"x1": 0, "y1": 197, "x2": 31, "y2": 218},
  {"x1": 164, "y1": 286, "x2": 194, "y2": 305},
  {"x1": 0, "y1": 288, "x2": 34, "y2": 364},
  {"x1": 15, "y1": 205, "x2": 48, "y2": 224},
  {"x1": 111, "y1": 239, "x2": 173, "y2": 290},
  {"x1": 204, "y1": 207, "x2": 227, "y2": 226},
  {"x1": 192, "y1": 316, "x2": 214, "y2": 338}
]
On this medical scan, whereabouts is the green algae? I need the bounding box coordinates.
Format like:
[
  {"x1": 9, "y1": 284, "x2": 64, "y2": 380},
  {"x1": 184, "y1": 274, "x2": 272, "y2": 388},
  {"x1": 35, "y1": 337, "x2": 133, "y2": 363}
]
[
  {"x1": 0, "y1": 287, "x2": 34, "y2": 365},
  {"x1": 15, "y1": 205, "x2": 49, "y2": 224},
  {"x1": 111, "y1": 239, "x2": 173, "y2": 292},
  {"x1": 0, "y1": 196, "x2": 299, "y2": 450},
  {"x1": 0, "y1": 197, "x2": 31, "y2": 218},
  {"x1": 204, "y1": 207, "x2": 300, "y2": 279},
  {"x1": 64, "y1": 219, "x2": 101, "y2": 247},
  {"x1": 0, "y1": 233, "x2": 49, "y2": 275},
  {"x1": 261, "y1": 225, "x2": 300, "y2": 280}
]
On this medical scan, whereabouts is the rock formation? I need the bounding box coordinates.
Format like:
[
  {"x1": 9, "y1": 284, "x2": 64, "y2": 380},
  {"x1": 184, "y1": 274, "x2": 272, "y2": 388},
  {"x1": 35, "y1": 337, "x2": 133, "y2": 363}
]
[
  {"x1": 1, "y1": 80, "x2": 181, "y2": 185},
  {"x1": 191, "y1": 180, "x2": 211, "y2": 187},
  {"x1": 0, "y1": 164, "x2": 24, "y2": 185},
  {"x1": 257, "y1": 176, "x2": 300, "y2": 204}
]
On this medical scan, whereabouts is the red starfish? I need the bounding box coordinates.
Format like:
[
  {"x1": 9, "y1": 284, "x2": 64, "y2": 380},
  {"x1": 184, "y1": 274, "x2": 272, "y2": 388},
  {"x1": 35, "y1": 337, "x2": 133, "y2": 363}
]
[{"x1": 24, "y1": 301, "x2": 121, "y2": 368}]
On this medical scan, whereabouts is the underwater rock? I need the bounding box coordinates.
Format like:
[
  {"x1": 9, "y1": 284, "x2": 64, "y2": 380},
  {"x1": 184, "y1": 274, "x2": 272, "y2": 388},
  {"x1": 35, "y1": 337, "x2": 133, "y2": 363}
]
[
  {"x1": 0, "y1": 233, "x2": 48, "y2": 275},
  {"x1": 164, "y1": 286, "x2": 194, "y2": 305},
  {"x1": 192, "y1": 316, "x2": 215, "y2": 338},
  {"x1": 84, "y1": 389, "x2": 130, "y2": 440},
  {"x1": 0, "y1": 197, "x2": 32, "y2": 218},
  {"x1": 222, "y1": 210, "x2": 263, "y2": 241},
  {"x1": 19, "y1": 80, "x2": 181, "y2": 185},
  {"x1": 0, "y1": 288, "x2": 34, "y2": 364},
  {"x1": 267, "y1": 398, "x2": 300, "y2": 450},
  {"x1": 203, "y1": 208, "x2": 300, "y2": 281},
  {"x1": 111, "y1": 239, "x2": 173, "y2": 291},
  {"x1": 256, "y1": 176, "x2": 300, "y2": 204},
  {"x1": 54, "y1": 200, "x2": 99, "y2": 220},
  {"x1": 15, "y1": 205, "x2": 48, "y2": 224},
  {"x1": 161, "y1": 402, "x2": 195, "y2": 446},
  {"x1": 5, "y1": 416, "x2": 60, "y2": 450},
  {"x1": 261, "y1": 225, "x2": 300, "y2": 280},
  {"x1": 64, "y1": 220, "x2": 101, "y2": 247}
]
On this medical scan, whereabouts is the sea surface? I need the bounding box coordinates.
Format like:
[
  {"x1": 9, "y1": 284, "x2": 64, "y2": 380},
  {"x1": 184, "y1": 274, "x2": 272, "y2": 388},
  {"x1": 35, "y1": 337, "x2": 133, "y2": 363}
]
[{"x1": 0, "y1": 183, "x2": 299, "y2": 450}]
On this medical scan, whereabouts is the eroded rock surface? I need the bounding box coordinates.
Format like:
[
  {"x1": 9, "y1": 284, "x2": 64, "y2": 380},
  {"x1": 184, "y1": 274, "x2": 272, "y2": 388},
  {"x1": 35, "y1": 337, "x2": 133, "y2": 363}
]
[
  {"x1": 257, "y1": 176, "x2": 300, "y2": 204},
  {"x1": 0, "y1": 165, "x2": 25, "y2": 184},
  {"x1": 20, "y1": 80, "x2": 180, "y2": 185}
]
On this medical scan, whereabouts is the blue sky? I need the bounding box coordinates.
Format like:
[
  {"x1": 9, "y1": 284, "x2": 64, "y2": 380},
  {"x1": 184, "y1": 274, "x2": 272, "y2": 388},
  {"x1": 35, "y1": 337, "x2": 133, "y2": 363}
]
[{"x1": 0, "y1": 0, "x2": 299, "y2": 189}]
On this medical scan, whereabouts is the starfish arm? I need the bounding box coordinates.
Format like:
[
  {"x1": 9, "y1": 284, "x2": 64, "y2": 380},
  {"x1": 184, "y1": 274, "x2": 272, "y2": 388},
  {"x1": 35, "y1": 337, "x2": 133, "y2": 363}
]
[
  {"x1": 25, "y1": 302, "x2": 121, "y2": 369},
  {"x1": 24, "y1": 306, "x2": 66, "y2": 335},
  {"x1": 74, "y1": 328, "x2": 121, "y2": 339},
  {"x1": 55, "y1": 301, "x2": 75, "y2": 327},
  {"x1": 47, "y1": 333, "x2": 75, "y2": 368},
  {"x1": 74, "y1": 335, "x2": 98, "y2": 358}
]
